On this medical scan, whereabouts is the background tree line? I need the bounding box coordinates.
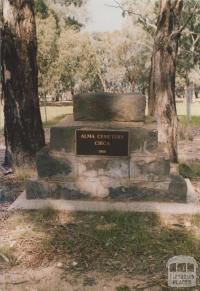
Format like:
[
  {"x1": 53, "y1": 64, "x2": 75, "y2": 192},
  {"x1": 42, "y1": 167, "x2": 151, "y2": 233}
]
[{"x1": 35, "y1": 0, "x2": 200, "y2": 103}]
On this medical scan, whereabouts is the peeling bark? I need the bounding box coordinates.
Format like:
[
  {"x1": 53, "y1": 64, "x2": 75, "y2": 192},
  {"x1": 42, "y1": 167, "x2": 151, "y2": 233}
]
[{"x1": 148, "y1": 0, "x2": 184, "y2": 162}]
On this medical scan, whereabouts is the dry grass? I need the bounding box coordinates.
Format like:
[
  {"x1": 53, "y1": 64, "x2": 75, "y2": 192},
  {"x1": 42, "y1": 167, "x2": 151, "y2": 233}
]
[
  {"x1": 1, "y1": 210, "x2": 200, "y2": 279},
  {"x1": 0, "y1": 105, "x2": 73, "y2": 130},
  {"x1": 176, "y1": 101, "x2": 200, "y2": 116},
  {"x1": 178, "y1": 123, "x2": 193, "y2": 141},
  {"x1": 0, "y1": 246, "x2": 17, "y2": 266},
  {"x1": 0, "y1": 165, "x2": 37, "y2": 204},
  {"x1": 43, "y1": 114, "x2": 67, "y2": 128},
  {"x1": 40, "y1": 105, "x2": 72, "y2": 124},
  {"x1": 14, "y1": 165, "x2": 37, "y2": 182}
]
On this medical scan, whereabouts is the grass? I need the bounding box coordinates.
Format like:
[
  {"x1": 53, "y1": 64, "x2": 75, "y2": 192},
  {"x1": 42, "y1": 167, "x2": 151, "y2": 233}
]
[
  {"x1": 14, "y1": 165, "x2": 37, "y2": 182},
  {"x1": 179, "y1": 115, "x2": 200, "y2": 126},
  {"x1": 176, "y1": 100, "x2": 200, "y2": 116},
  {"x1": 5, "y1": 210, "x2": 200, "y2": 278},
  {"x1": 116, "y1": 286, "x2": 131, "y2": 291},
  {"x1": 178, "y1": 123, "x2": 193, "y2": 141},
  {"x1": 43, "y1": 114, "x2": 67, "y2": 128},
  {"x1": 40, "y1": 105, "x2": 73, "y2": 126},
  {"x1": 32, "y1": 207, "x2": 59, "y2": 223},
  {"x1": 2, "y1": 210, "x2": 200, "y2": 289},
  {"x1": 0, "y1": 246, "x2": 17, "y2": 266},
  {"x1": 0, "y1": 105, "x2": 73, "y2": 130},
  {"x1": 179, "y1": 163, "x2": 200, "y2": 178}
]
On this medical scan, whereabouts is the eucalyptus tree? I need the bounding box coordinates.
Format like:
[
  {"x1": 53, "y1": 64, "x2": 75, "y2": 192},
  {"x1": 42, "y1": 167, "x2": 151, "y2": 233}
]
[
  {"x1": 1, "y1": 0, "x2": 45, "y2": 165},
  {"x1": 117, "y1": 0, "x2": 199, "y2": 162}
]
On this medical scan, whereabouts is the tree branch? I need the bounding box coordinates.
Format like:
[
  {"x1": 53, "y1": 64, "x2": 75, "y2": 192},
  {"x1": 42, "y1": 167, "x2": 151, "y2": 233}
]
[
  {"x1": 171, "y1": 1, "x2": 200, "y2": 38},
  {"x1": 106, "y1": 0, "x2": 157, "y2": 31},
  {"x1": 191, "y1": 33, "x2": 200, "y2": 46}
]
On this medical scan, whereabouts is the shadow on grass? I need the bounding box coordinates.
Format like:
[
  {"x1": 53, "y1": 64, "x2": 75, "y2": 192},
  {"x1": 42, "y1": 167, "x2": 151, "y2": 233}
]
[
  {"x1": 19, "y1": 209, "x2": 200, "y2": 279},
  {"x1": 43, "y1": 114, "x2": 67, "y2": 128}
]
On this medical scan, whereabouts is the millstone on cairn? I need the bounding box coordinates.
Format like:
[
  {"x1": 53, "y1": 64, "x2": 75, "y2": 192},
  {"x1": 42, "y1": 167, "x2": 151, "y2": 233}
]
[{"x1": 26, "y1": 92, "x2": 187, "y2": 202}]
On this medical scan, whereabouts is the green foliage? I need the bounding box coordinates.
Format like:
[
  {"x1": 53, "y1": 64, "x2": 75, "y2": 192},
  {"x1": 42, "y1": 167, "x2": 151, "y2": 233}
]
[
  {"x1": 35, "y1": 0, "x2": 48, "y2": 18},
  {"x1": 65, "y1": 16, "x2": 82, "y2": 30},
  {"x1": 122, "y1": 0, "x2": 200, "y2": 96},
  {"x1": 57, "y1": 30, "x2": 102, "y2": 93},
  {"x1": 116, "y1": 286, "x2": 131, "y2": 291},
  {"x1": 36, "y1": 0, "x2": 91, "y2": 99},
  {"x1": 53, "y1": 0, "x2": 83, "y2": 6},
  {"x1": 34, "y1": 207, "x2": 59, "y2": 223},
  {"x1": 36, "y1": 12, "x2": 59, "y2": 97},
  {"x1": 179, "y1": 163, "x2": 200, "y2": 178},
  {"x1": 177, "y1": 0, "x2": 200, "y2": 92},
  {"x1": 35, "y1": 0, "x2": 155, "y2": 97},
  {"x1": 69, "y1": 0, "x2": 83, "y2": 6},
  {"x1": 92, "y1": 27, "x2": 152, "y2": 93}
]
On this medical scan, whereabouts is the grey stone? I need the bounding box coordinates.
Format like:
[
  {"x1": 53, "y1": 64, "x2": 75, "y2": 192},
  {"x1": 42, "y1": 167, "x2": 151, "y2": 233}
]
[
  {"x1": 50, "y1": 126, "x2": 75, "y2": 152},
  {"x1": 56, "y1": 262, "x2": 64, "y2": 268},
  {"x1": 130, "y1": 155, "x2": 170, "y2": 181},
  {"x1": 168, "y1": 175, "x2": 187, "y2": 201},
  {"x1": 50, "y1": 115, "x2": 147, "y2": 153},
  {"x1": 36, "y1": 147, "x2": 72, "y2": 178},
  {"x1": 26, "y1": 179, "x2": 50, "y2": 199},
  {"x1": 108, "y1": 186, "x2": 170, "y2": 202},
  {"x1": 26, "y1": 176, "x2": 186, "y2": 202},
  {"x1": 26, "y1": 179, "x2": 89, "y2": 200},
  {"x1": 77, "y1": 157, "x2": 129, "y2": 178},
  {"x1": 12, "y1": 191, "x2": 199, "y2": 214},
  {"x1": 130, "y1": 127, "x2": 158, "y2": 152},
  {"x1": 108, "y1": 179, "x2": 186, "y2": 202},
  {"x1": 27, "y1": 109, "x2": 186, "y2": 203},
  {"x1": 73, "y1": 92, "x2": 146, "y2": 122}
]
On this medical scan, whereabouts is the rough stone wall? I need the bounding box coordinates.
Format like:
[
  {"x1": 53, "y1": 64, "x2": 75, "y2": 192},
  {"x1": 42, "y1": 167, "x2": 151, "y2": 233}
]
[{"x1": 26, "y1": 116, "x2": 187, "y2": 202}]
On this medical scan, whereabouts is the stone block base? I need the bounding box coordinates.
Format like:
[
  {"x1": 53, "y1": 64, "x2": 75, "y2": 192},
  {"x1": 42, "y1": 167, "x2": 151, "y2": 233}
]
[
  {"x1": 26, "y1": 175, "x2": 187, "y2": 203},
  {"x1": 26, "y1": 115, "x2": 187, "y2": 203}
]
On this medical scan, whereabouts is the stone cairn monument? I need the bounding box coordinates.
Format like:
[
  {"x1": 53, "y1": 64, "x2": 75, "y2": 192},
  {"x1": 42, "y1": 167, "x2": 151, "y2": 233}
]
[{"x1": 26, "y1": 93, "x2": 187, "y2": 202}]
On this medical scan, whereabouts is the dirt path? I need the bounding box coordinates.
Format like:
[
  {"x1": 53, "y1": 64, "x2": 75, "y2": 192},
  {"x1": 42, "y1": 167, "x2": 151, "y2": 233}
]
[
  {"x1": 0, "y1": 267, "x2": 164, "y2": 291},
  {"x1": 179, "y1": 136, "x2": 200, "y2": 162}
]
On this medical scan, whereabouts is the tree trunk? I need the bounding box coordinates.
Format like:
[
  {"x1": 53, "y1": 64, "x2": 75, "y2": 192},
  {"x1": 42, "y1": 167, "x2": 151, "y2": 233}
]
[
  {"x1": 129, "y1": 80, "x2": 135, "y2": 93},
  {"x1": 1, "y1": 0, "x2": 45, "y2": 165},
  {"x1": 194, "y1": 88, "x2": 198, "y2": 99},
  {"x1": 185, "y1": 80, "x2": 193, "y2": 123},
  {"x1": 97, "y1": 68, "x2": 107, "y2": 92},
  {"x1": 55, "y1": 95, "x2": 60, "y2": 102},
  {"x1": 148, "y1": 0, "x2": 183, "y2": 162}
]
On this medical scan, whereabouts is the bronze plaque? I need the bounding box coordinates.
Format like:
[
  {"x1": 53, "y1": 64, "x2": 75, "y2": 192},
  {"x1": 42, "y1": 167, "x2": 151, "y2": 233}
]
[{"x1": 76, "y1": 130, "x2": 129, "y2": 156}]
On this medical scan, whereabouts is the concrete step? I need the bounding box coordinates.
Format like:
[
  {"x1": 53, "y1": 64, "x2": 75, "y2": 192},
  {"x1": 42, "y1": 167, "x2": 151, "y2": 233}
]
[{"x1": 10, "y1": 179, "x2": 196, "y2": 214}]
